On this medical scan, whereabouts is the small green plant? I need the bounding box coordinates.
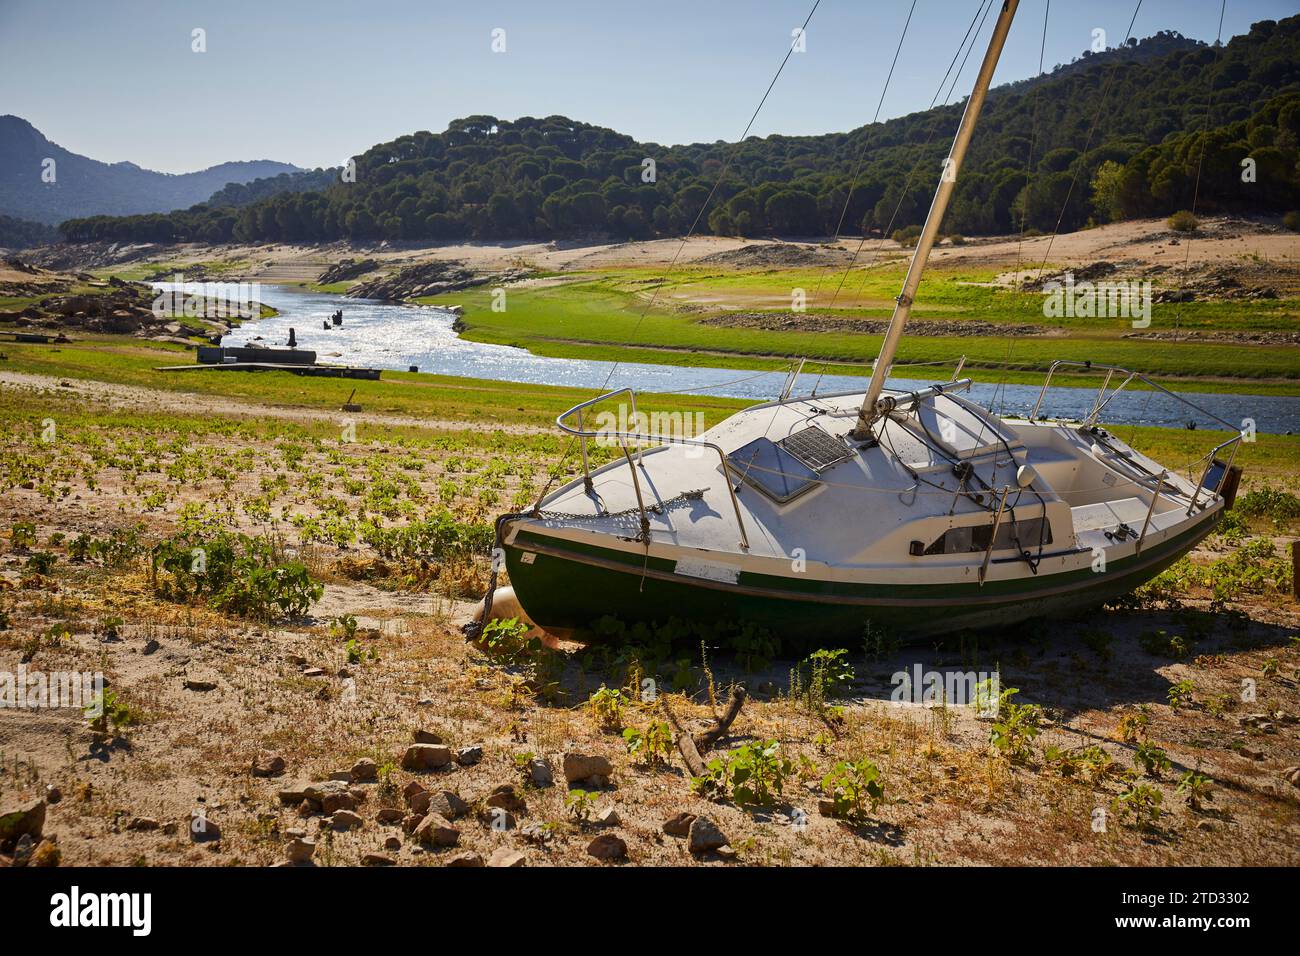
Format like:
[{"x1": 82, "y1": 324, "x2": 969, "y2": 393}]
[
  {"x1": 1134, "y1": 741, "x2": 1172, "y2": 778},
  {"x1": 10, "y1": 520, "x2": 36, "y2": 551},
  {"x1": 1116, "y1": 707, "x2": 1150, "y2": 743},
  {"x1": 1043, "y1": 745, "x2": 1088, "y2": 778},
  {"x1": 95, "y1": 616, "x2": 125, "y2": 642},
  {"x1": 375, "y1": 760, "x2": 399, "y2": 803},
  {"x1": 588, "y1": 685, "x2": 626, "y2": 731},
  {"x1": 480, "y1": 616, "x2": 543, "y2": 665},
  {"x1": 729, "y1": 621, "x2": 778, "y2": 670},
  {"x1": 821, "y1": 758, "x2": 886, "y2": 821},
  {"x1": 623, "y1": 722, "x2": 672, "y2": 767},
  {"x1": 989, "y1": 688, "x2": 1040, "y2": 762},
  {"x1": 1167, "y1": 679, "x2": 1194, "y2": 710},
  {"x1": 862, "y1": 620, "x2": 899, "y2": 661},
  {"x1": 1176, "y1": 770, "x2": 1214, "y2": 811},
  {"x1": 1077, "y1": 745, "x2": 1116, "y2": 781},
  {"x1": 1138, "y1": 628, "x2": 1188, "y2": 658},
  {"x1": 1167, "y1": 210, "x2": 1199, "y2": 233},
  {"x1": 1261, "y1": 658, "x2": 1279, "y2": 678},
  {"x1": 565, "y1": 788, "x2": 596, "y2": 822},
  {"x1": 1113, "y1": 782, "x2": 1163, "y2": 830},
  {"x1": 86, "y1": 689, "x2": 138, "y2": 735},
  {"x1": 1081, "y1": 629, "x2": 1113, "y2": 661},
  {"x1": 25, "y1": 551, "x2": 57, "y2": 575},
  {"x1": 330, "y1": 613, "x2": 359, "y2": 640},
  {"x1": 344, "y1": 638, "x2": 376, "y2": 665},
  {"x1": 151, "y1": 532, "x2": 321, "y2": 620},
  {"x1": 693, "y1": 740, "x2": 792, "y2": 807}
]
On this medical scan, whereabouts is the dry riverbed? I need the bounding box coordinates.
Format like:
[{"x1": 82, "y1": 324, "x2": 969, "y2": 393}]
[{"x1": 0, "y1": 373, "x2": 1297, "y2": 867}]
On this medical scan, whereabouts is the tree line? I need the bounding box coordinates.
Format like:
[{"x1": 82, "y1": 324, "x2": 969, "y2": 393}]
[{"x1": 60, "y1": 17, "x2": 1300, "y2": 246}]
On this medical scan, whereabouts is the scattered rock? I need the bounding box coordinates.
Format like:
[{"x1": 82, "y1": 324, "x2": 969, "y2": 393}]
[
  {"x1": 13, "y1": 834, "x2": 35, "y2": 865},
  {"x1": 305, "y1": 780, "x2": 357, "y2": 814},
  {"x1": 277, "y1": 783, "x2": 312, "y2": 805},
  {"x1": 384, "y1": 835, "x2": 401, "y2": 851},
  {"x1": 445, "y1": 851, "x2": 485, "y2": 867},
  {"x1": 350, "y1": 758, "x2": 378, "y2": 782},
  {"x1": 403, "y1": 813, "x2": 426, "y2": 834},
  {"x1": 362, "y1": 852, "x2": 395, "y2": 866},
  {"x1": 520, "y1": 822, "x2": 553, "y2": 844},
  {"x1": 412, "y1": 729, "x2": 444, "y2": 745},
  {"x1": 284, "y1": 837, "x2": 315, "y2": 864},
  {"x1": 525, "y1": 756, "x2": 554, "y2": 788},
  {"x1": 1284, "y1": 766, "x2": 1300, "y2": 788},
  {"x1": 302, "y1": 668, "x2": 326, "y2": 678},
  {"x1": 402, "y1": 744, "x2": 453, "y2": 771},
  {"x1": 487, "y1": 847, "x2": 527, "y2": 867},
  {"x1": 688, "y1": 816, "x2": 729, "y2": 854},
  {"x1": 595, "y1": 806, "x2": 621, "y2": 827},
  {"x1": 455, "y1": 745, "x2": 483, "y2": 766},
  {"x1": 251, "y1": 752, "x2": 286, "y2": 778},
  {"x1": 663, "y1": 812, "x2": 697, "y2": 837},
  {"x1": 183, "y1": 679, "x2": 217, "y2": 692},
  {"x1": 587, "y1": 833, "x2": 628, "y2": 861},
  {"x1": 330, "y1": 810, "x2": 364, "y2": 831},
  {"x1": 28, "y1": 838, "x2": 61, "y2": 867},
  {"x1": 0, "y1": 799, "x2": 46, "y2": 846},
  {"x1": 328, "y1": 771, "x2": 353, "y2": 783},
  {"x1": 409, "y1": 791, "x2": 432, "y2": 815},
  {"x1": 480, "y1": 807, "x2": 517, "y2": 831},
  {"x1": 142, "y1": 639, "x2": 160, "y2": 655},
  {"x1": 484, "y1": 785, "x2": 526, "y2": 814},
  {"x1": 376, "y1": 808, "x2": 404, "y2": 825},
  {"x1": 428, "y1": 790, "x2": 469, "y2": 820},
  {"x1": 189, "y1": 812, "x2": 221, "y2": 844},
  {"x1": 125, "y1": 817, "x2": 160, "y2": 832},
  {"x1": 44, "y1": 787, "x2": 61, "y2": 805},
  {"x1": 414, "y1": 814, "x2": 460, "y2": 848},
  {"x1": 403, "y1": 781, "x2": 427, "y2": 804},
  {"x1": 562, "y1": 753, "x2": 613, "y2": 786}
]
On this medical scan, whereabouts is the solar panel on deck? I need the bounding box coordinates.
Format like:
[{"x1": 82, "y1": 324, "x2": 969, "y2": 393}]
[
  {"x1": 778, "y1": 426, "x2": 853, "y2": 471},
  {"x1": 726, "y1": 437, "x2": 819, "y2": 503}
]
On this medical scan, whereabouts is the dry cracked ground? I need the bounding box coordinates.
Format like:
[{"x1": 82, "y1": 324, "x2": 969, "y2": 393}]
[{"x1": 1, "y1": 376, "x2": 1298, "y2": 868}]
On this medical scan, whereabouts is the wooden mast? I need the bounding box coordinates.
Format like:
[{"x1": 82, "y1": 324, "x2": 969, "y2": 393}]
[{"x1": 852, "y1": 0, "x2": 1021, "y2": 439}]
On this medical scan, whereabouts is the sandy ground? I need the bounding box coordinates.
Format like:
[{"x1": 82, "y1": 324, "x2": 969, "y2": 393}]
[{"x1": 28, "y1": 217, "x2": 1297, "y2": 285}]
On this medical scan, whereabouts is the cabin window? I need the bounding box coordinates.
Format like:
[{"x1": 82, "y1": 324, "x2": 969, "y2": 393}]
[{"x1": 923, "y1": 517, "x2": 1052, "y2": 556}]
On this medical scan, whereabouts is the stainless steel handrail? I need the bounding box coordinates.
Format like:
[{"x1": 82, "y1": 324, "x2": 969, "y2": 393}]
[
  {"x1": 556, "y1": 389, "x2": 750, "y2": 550},
  {"x1": 1028, "y1": 361, "x2": 1243, "y2": 516}
]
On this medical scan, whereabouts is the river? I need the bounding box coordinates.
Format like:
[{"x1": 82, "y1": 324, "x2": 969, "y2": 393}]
[{"x1": 162, "y1": 282, "x2": 1298, "y2": 434}]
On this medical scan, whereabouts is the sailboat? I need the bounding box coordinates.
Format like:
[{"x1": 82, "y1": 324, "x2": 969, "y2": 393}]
[{"x1": 481, "y1": 0, "x2": 1243, "y2": 644}]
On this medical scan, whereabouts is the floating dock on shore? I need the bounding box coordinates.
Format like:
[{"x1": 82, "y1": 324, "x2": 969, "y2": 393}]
[{"x1": 155, "y1": 345, "x2": 382, "y2": 380}]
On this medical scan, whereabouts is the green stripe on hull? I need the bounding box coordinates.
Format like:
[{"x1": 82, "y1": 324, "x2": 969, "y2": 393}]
[{"x1": 504, "y1": 515, "x2": 1216, "y2": 645}]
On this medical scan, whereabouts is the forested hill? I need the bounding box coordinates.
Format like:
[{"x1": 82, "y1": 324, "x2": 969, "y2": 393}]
[{"x1": 61, "y1": 16, "x2": 1300, "y2": 245}]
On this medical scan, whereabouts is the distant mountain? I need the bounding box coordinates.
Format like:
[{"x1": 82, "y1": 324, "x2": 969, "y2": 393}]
[{"x1": 0, "y1": 115, "x2": 301, "y2": 224}]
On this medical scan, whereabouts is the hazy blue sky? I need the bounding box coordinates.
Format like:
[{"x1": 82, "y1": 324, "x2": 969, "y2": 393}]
[{"x1": 2, "y1": 0, "x2": 1295, "y2": 173}]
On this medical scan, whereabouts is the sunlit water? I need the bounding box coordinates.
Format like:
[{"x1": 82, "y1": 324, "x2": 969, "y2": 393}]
[{"x1": 154, "y1": 282, "x2": 1299, "y2": 433}]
